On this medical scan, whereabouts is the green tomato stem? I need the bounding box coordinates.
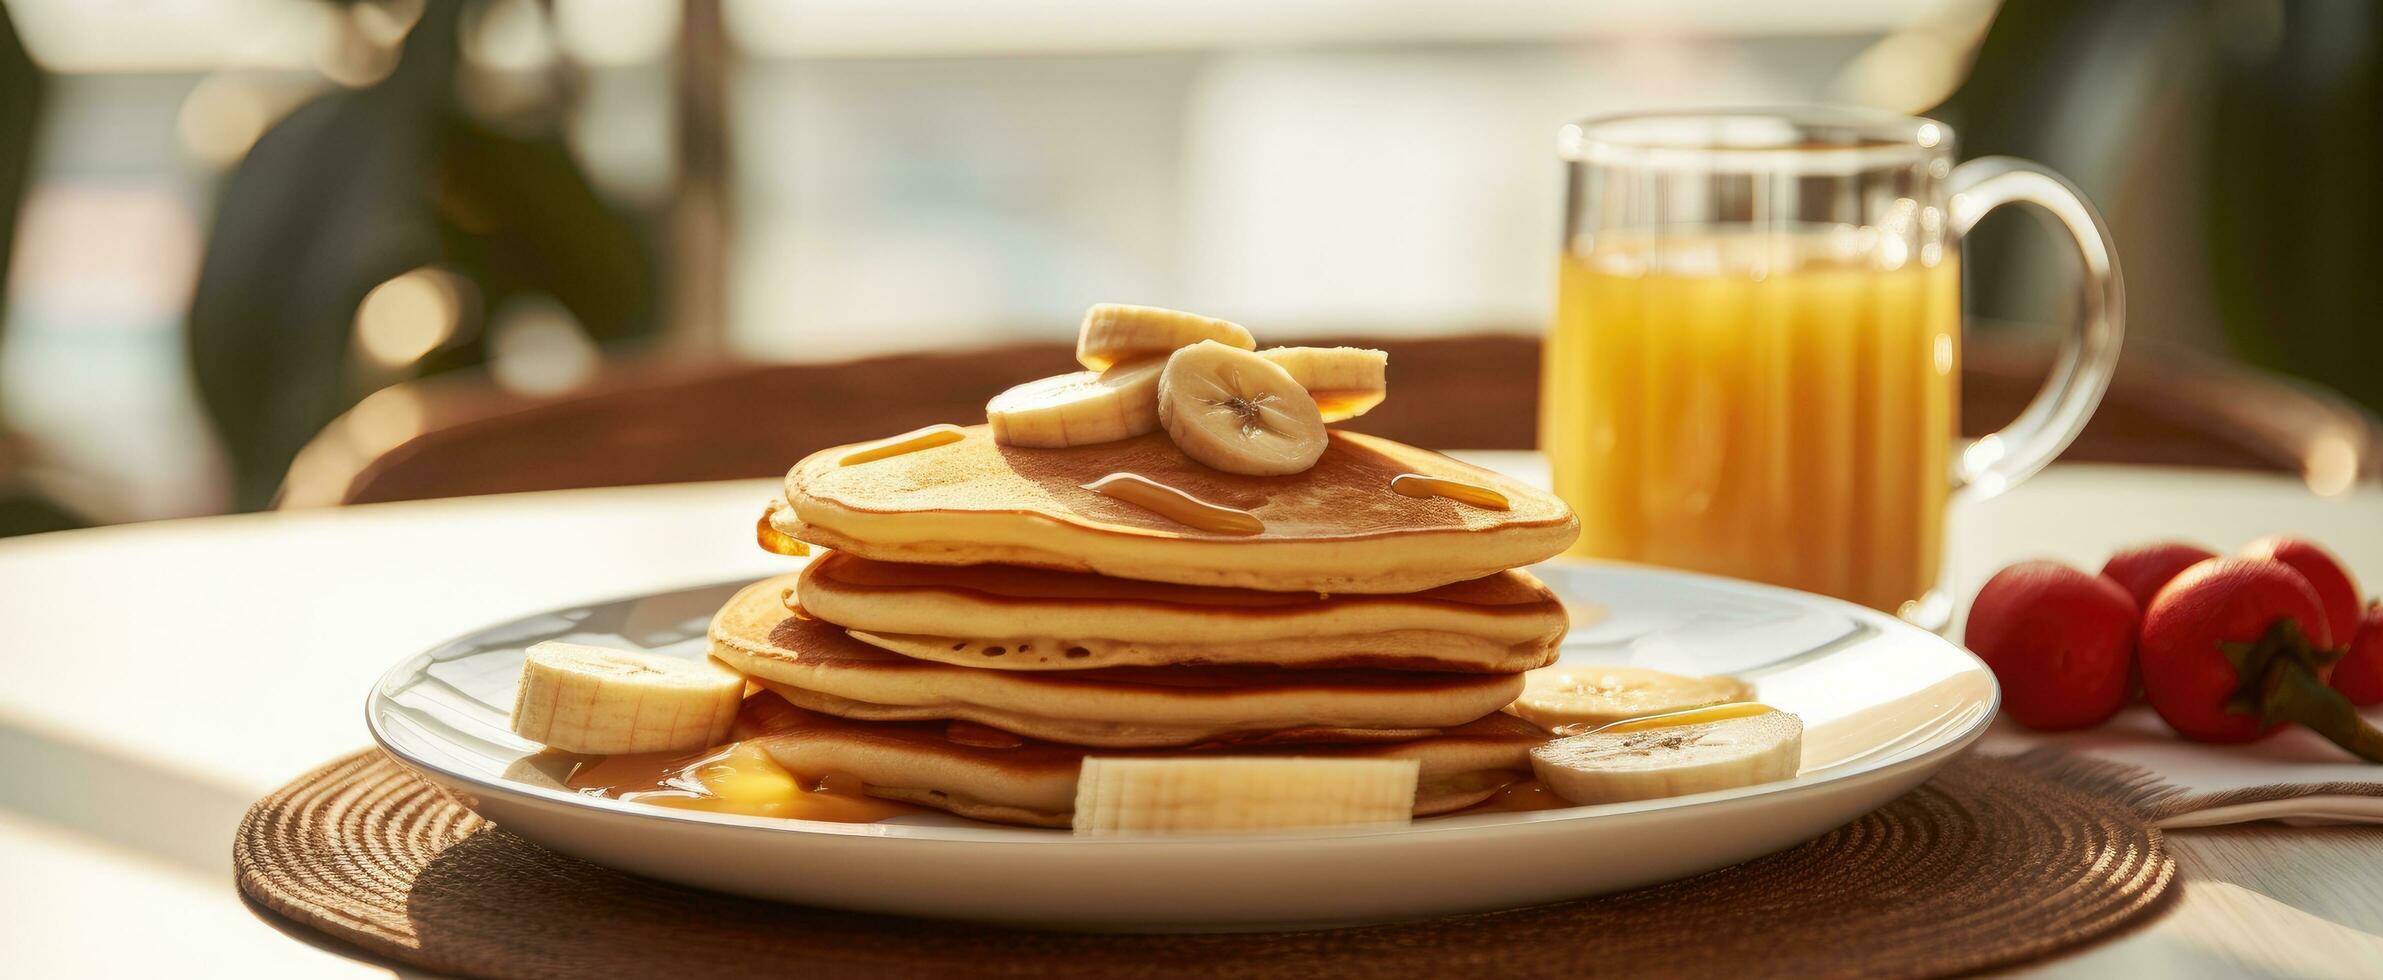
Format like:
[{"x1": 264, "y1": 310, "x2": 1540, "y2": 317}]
[
  {"x1": 2220, "y1": 618, "x2": 2379, "y2": 764},
  {"x1": 2258, "y1": 660, "x2": 2383, "y2": 764}
]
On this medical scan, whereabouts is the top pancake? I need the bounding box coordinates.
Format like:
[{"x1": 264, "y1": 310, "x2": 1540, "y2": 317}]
[{"x1": 783, "y1": 425, "x2": 1578, "y2": 593}]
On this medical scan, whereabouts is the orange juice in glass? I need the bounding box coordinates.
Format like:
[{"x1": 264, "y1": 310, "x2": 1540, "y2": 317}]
[{"x1": 1543, "y1": 109, "x2": 2124, "y2": 626}]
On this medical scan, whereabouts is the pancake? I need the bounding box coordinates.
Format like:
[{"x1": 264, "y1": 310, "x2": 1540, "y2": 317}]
[
  {"x1": 782, "y1": 425, "x2": 1577, "y2": 593},
  {"x1": 756, "y1": 681, "x2": 1446, "y2": 753},
  {"x1": 798, "y1": 551, "x2": 1566, "y2": 672},
  {"x1": 735, "y1": 691, "x2": 1547, "y2": 827},
  {"x1": 709, "y1": 575, "x2": 1526, "y2": 748}
]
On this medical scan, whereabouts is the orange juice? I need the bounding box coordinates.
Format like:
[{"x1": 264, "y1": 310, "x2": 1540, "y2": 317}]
[{"x1": 1542, "y1": 231, "x2": 1960, "y2": 613}]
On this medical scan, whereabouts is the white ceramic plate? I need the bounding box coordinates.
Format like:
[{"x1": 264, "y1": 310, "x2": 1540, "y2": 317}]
[{"x1": 369, "y1": 560, "x2": 1995, "y2": 931}]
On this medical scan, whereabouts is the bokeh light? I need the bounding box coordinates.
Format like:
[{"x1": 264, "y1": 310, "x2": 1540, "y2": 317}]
[
  {"x1": 354, "y1": 268, "x2": 467, "y2": 367},
  {"x1": 175, "y1": 74, "x2": 301, "y2": 168},
  {"x1": 490, "y1": 295, "x2": 601, "y2": 395}
]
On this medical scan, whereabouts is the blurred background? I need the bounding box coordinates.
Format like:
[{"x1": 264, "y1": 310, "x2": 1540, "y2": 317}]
[{"x1": 0, "y1": 0, "x2": 2375, "y2": 535}]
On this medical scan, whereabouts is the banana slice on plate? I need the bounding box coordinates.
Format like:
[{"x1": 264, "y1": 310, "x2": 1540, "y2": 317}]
[
  {"x1": 1257, "y1": 346, "x2": 1388, "y2": 422},
  {"x1": 1157, "y1": 340, "x2": 1328, "y2": 475},
  {"x1": 1509, "y1": 664, "x2": 1754, "y2": 730},
  {"x1": 1073, "y1": 757, "x2": 1420, "y2": 834},
  {"x1": 1531, "y1": 709, "x2": 1803, "y2": 804},
  {"x1": 986, "y1": 359, "x2": 1166, "y2": 448},
  {"x1": 510, "y1": 642, "x2": 747, "y2": 755},
  {"x1": 1077, "y1": 305, "x2": 1255, "y2": 371}
]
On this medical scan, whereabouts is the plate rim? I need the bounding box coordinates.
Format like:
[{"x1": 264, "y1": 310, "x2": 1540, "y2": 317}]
[{"x1": 366, "y1": 558, "x2": 1999, "y2": 848}]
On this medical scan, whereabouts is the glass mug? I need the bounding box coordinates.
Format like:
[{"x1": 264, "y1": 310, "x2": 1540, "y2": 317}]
[{"x1": 1542, "y1": 107, "x2": 2123, "y2": 626}]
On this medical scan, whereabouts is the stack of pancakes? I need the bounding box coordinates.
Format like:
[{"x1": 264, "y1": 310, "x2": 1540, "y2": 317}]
[{"x1": 712, "y1": 425, "x2": 1579, "y2": 827}]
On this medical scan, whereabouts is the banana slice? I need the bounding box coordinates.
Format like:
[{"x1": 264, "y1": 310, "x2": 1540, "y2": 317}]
[
  {"x1": 1257, "y1": 346, "x2": 1388, "y2": 422},
  {"x1": 1531, "y1": 709, "x2": 1803, "y2": 804},
  {"x1": 1509, "y1": 664, "x2": 1754, "y2": 730},
  {"x1": 1073, "y1": 757, "x2": 1419, "y2": 834},
  {"x1": 1157, "y1": 341, "x2": 1328, "y2": 475},
  {"x1": 986, "y1": 359, "x2": 1165, "y2": 448},
  {"x1": 1077, "y1": 305, "x2": 1255, "y2": 371},
  {"x1": 510, "y1": 642, "x2": 748, "y2": 755}
]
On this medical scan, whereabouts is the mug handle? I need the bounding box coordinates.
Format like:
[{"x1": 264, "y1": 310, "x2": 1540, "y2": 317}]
[{"x1": 1945, "y1": 157, "x2": 2126, "y2": 499}]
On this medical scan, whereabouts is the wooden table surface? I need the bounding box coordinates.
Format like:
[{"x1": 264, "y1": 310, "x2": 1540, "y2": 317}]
[{"x1": 0, "y1": 461, "x2": 2377, "y2": 977}]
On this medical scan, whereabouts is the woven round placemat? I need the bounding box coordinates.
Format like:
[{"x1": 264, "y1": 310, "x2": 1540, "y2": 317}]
[{"x1": 236, "y1": 750, "x2": 2175, "y2": 979}]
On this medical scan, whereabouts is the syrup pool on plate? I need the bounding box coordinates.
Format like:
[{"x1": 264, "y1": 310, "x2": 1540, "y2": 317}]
[{"x1": 564, "y1": 698, "x2": 923, "y2": 823}]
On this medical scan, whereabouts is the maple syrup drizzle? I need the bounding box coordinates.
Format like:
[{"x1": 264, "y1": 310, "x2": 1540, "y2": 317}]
[
  {"x1": 1389, "y1": 473, "x2": 1511, "y2": 511},
  {"x1": 756, "y1": 500, "x2": 811, "y2": 556},
  {"x1": 1082, "y1": 473, "x2": 1265, "y2": 535},
  {"x1": 837, "y1": 423, "x2": 966, "y2": 466}
]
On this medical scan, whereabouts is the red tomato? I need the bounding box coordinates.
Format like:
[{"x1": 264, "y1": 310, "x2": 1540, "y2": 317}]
[
  {"x1": 2140, "y1": 558, "x2": 2333, "y2": 742},
  {"x1": 2334, "y1": 602, "x2": 2383, "y2": 706},
  {"x1": 2242, "y1": 536, "x2": 2362, "y2": 652},
  {"x1": 1965, "y1": 561, "x2": 2138, "y2": 730},
  {"x1": 2100, "y1": 542, "x2": 2217, "y2": 610}
]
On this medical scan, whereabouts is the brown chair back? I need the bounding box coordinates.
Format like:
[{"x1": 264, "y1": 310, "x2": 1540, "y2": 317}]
[{"x1": 284, "y1": 335, "x2": 2378, "y2": 507}]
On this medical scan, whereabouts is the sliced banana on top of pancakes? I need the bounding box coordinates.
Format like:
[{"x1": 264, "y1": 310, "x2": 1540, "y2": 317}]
[
  {"x1": 1075, "y1": 304, "x2": 1254, "y2": 371},
  {"x1": 988, "y1": 304, "x2": 1386, "y2": 471},
  {"x1": 1256, "y1": 346, "x2": 1388, "y2": 423},
  {"x1": 986, "y1": 359, "x2": 1166, "y2": 448},
  {"x1": 1156, "y1": 341, "x2": 1328, "y2": 476}
]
